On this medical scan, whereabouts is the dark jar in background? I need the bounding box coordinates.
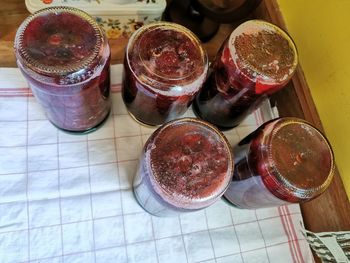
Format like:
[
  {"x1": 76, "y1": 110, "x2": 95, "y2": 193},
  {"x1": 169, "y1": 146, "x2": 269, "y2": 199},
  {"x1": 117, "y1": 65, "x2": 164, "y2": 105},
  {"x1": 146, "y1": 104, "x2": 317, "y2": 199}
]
[
  {"x1": 122, "y1": 22, "x2": 208, "y2": 126},
  {"x1": 224, "y1": 117, "x2": 335, "y2": 209},
  {"x1": 193, "y1": 20, "x2": 298, "y2": 129},
  {"x1": 14, "y1": 7, "x2": 111, "y2": 133},
  {"x1": 133, "y1": 118, "x2": 233, "y2": 216}
]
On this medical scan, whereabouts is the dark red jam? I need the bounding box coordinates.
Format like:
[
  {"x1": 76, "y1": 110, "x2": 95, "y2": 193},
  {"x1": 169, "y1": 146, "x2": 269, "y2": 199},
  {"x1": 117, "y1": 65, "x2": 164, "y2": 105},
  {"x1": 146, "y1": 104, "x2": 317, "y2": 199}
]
[
  {"x1": 151, "y1": 121, "x2": 229, "y2": 199},
  {"x1": 122, "y1": 22, "x2": 208, "y2": 126},
  {"x1": 15, "y1": 7, "x2": 111, "y2": 133},
  {"x1": 224, "y1": 118, "x2": 334, "y2": 209},
  {"x1": 133, "y1": 118, "x2": 233, "y2": 216},
  {"x1": 193, "y1": 20, "x2": 297, "y2": 129},
  {"x1": 22, "y1": 12, "x2": 98, "y2": 68}
]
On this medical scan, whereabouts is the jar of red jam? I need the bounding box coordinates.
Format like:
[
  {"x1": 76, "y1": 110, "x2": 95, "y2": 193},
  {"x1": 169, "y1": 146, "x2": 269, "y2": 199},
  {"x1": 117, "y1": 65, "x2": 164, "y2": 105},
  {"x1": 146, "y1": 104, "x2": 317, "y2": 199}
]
[
  {"x1": 15, "y1": 7, "x2": 111, "y2": 133},
  {"x1": 133, "y1": 118, "x2": 233, "y2": 216},
  {"x1": 122, "y1": 22, "x2": 208, "y2": 126},
  {"x1": 193, "y1": 20, "x2": 298, "y2": 129},
  {"x1": 224, "y1": 117, "x2": 335, "y2": 209}
]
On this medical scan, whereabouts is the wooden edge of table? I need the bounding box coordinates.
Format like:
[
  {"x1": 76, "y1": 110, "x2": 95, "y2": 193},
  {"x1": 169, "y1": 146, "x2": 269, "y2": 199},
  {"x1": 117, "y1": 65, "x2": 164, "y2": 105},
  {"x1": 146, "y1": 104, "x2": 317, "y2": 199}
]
[{"x1": 257, "y1": 0, "x2": 350, "y2": 232}]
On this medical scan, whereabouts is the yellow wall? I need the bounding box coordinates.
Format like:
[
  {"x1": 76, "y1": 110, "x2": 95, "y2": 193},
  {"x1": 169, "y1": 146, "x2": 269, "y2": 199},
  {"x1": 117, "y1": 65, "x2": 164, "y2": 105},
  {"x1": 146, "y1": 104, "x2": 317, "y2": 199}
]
[{"x1": 277, "y1": 0, "x2": 350, "y2": 198}]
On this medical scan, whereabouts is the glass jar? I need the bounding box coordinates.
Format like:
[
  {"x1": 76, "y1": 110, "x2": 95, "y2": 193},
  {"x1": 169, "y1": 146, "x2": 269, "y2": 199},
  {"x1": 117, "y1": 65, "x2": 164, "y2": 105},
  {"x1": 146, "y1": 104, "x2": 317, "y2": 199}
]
[
  {"x1": 224, "y1": 117, "x2": 335, "y2": 209},
  {"x1": 14, "y1": 7, "x2": 111, "y2": 133},
  {"x1": 193, "y1": 20, "x2": 298, "y2": 129},
  {"x1": 133, "y1": 118, "x2": 233, "y2": 216},
  {"x1": 122, "y1": 22, "x2": 208, "y2": 126}
]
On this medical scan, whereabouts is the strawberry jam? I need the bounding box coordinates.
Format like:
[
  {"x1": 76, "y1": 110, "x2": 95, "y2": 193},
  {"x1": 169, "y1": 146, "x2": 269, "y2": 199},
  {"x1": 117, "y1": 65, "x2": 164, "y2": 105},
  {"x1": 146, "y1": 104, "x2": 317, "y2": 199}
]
[
  {"x1": 193, "y1": 20, "x2": 298, "y2": 129},
  {"x1": 224, "y1": 117, "x2": 335, "y2": 209},
  {"x1": 15, "y1": 7, "x2": 111, "y2": 133},
  {"x1": 133, "y1": 118, "x2": 233, "y2": 216},
  {"x1": 122, "y1": 22, "x2": 208, "y2": 126}
]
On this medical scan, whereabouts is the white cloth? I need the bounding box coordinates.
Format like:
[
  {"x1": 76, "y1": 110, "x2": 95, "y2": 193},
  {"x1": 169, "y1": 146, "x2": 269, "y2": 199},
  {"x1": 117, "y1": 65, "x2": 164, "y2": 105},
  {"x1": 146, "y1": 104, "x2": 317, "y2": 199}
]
[{"x1": 0, "y1": 65, "x2": 314, "y2": 263}]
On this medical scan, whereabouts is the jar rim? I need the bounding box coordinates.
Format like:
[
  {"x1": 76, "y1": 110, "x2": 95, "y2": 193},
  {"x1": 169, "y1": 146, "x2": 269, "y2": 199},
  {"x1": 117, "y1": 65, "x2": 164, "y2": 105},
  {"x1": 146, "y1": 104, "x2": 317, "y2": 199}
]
[
  {"x1": 145, "y1": 117, "x2": 234, "y2": 209},
  {"x1": 14, "y1": 6, "x2": 103, "y2": 76}
]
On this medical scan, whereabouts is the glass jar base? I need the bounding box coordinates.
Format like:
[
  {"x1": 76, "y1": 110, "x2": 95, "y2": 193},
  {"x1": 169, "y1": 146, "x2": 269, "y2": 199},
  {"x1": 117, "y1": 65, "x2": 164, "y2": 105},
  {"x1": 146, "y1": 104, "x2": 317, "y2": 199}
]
[{"x1": 49, "y1": 110, "x2": 111, "y2": 135}]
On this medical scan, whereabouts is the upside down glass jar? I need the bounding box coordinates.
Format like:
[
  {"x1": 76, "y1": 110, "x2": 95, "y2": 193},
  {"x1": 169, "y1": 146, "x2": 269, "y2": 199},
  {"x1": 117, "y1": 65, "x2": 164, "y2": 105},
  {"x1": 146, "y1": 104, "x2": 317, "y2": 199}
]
[
  {"x1": 14, "y1": 7, "x2": 111, "y2": 133},
  {"x1": 133, "y1": 118, "x2": 233, "y2": 216},
  {"x1": 193, "y1": 20, "x2": 298, "y2": 129},
  {"x1": 224, "y1": 117, "x2": 335, "y2": 209},
  {"x1": 122, "y1": 22, "x2": 208, "y2": 126}
]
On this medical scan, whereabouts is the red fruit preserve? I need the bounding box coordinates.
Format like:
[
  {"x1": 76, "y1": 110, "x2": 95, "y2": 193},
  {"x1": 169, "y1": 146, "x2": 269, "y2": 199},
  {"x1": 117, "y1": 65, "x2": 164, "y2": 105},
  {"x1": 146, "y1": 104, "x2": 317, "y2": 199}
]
[
  {"x1": 133, "y1": 118, "x2": 233, "y2": 216},
  {"x1": 193, "y1": 20, "x2": 298, "y2": 129},
  {"x1": 224, "y1": 117, "x2": 335, "y2": 209},
  {"x1": 15, "y1": 7, "x2": 111, "y2": 133},
  {"x1": 122, "y1": 22, "x2": 208, "y2": 126}
]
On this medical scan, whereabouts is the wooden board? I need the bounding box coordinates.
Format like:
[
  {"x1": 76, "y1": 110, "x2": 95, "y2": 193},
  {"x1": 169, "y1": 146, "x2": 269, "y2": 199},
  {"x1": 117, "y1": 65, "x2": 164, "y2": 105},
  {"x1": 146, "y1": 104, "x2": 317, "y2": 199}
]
[{"x1": 0, "y1": 0, "x2": 349, "y2": 235}]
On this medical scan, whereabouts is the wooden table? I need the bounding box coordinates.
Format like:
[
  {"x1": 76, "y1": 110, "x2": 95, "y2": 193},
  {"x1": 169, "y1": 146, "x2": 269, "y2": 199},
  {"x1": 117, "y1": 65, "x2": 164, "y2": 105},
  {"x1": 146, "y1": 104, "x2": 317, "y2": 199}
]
[{"x1": 1, "y1": 0, "x2": 349, "y2": 234}]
